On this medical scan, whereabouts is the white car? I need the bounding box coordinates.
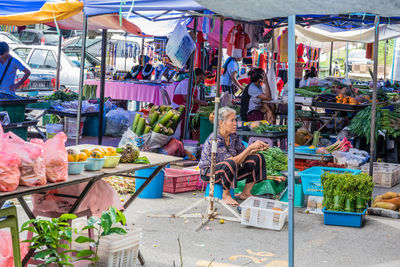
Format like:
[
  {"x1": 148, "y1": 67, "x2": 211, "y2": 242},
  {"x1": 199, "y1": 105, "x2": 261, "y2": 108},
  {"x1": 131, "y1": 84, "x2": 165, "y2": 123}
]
[{"x1": 11, "y1": 45, "x2": 92, "y2": 91}]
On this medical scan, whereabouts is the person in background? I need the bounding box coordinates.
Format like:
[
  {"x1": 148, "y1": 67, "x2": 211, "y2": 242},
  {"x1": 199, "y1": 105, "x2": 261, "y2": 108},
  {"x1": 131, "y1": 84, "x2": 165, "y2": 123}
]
[
  {"x1": 245, "y1": 68, "x2": 275, "y2": 123},
  {"x1": 0, "y1": 42, "x2": 30, "y2": 93},
  {"x1": 199, "y1": 107, "x2": 269, "y2": 206},
  {"x1": 172, "y1": 68, "x2": 208, "y2": 139},
  {"x1": 299, "y1": 66, "x2": 318, "y2": 88},
  {"x1": 221, "y1": 56, "x2": 245, "y2": 96}
]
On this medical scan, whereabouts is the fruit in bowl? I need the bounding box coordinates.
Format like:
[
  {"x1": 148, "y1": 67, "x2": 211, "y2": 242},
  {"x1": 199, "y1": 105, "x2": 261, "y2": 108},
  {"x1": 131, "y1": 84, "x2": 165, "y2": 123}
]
[{"x1": 68, "y1": 149, "x2": 80, "y2": 162}]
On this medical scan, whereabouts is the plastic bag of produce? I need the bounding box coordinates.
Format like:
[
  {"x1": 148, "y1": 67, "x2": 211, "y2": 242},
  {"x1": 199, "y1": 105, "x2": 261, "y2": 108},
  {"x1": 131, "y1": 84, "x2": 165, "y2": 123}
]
[
  {"x1": 0, "y1": 230, "x2": 30, "y2": 267},
  {"x1": 119, "y1": 128, "x2": 146, "y2": 148},
  {"x1": 31, "y1": 132, "x2": 68, "y2": 183},
  {"x1": 0, "y1": 131, "x2": 46, "y2": 186},
  {"x1": 142, "y1": 131, "x2": 170, "y2": 152},
  {"x1": 0, "y1": 152, "x2": 20, "y2": 192},
  {"x1": 161, "y1": 138, "x2": 185, "y2": 157},
  {"x1": 105, "y1": 108, "x2": 130, "y2": 137}
]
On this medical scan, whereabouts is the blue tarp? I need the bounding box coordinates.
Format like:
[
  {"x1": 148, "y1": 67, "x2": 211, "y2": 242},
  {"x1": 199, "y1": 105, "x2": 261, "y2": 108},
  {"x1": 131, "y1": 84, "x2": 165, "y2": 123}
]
[
  {"x1": 83, "y1": 0, "x2": 205, "y2": 17},
  {"x1": 0, "y1": 0, "x2": 47, "y2": 16}
]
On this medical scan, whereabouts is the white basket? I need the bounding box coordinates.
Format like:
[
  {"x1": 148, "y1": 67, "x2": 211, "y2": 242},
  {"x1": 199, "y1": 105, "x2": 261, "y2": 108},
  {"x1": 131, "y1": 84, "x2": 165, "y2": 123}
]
[
  {"x1": 240, "y1": 197, "x2": 288, "y2": 230},
  {"x1": 71, "y1": 221, "x2": 141, "y2": 267}
]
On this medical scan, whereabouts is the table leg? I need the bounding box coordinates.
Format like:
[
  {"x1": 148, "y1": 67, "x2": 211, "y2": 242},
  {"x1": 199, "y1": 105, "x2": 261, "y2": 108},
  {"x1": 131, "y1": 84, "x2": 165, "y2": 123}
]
[
  {"x1": 123, "y1": 165, "x2": 165, "y2": 210},
  {"x1": 18, "y1": 197, "x2": 37, "y2": 266},
  {"x1": 138, "y1": 250, "x2": 145, "y2": 265},
  {"x1": 68, "y1": 178, "x2": 99, "y2": 214}
]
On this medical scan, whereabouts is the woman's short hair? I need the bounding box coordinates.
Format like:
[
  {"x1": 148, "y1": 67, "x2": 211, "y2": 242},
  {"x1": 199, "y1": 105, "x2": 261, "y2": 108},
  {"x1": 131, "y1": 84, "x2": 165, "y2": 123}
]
[{"x1": 248, "y1": 68, "x2": 265, "y2": 83}]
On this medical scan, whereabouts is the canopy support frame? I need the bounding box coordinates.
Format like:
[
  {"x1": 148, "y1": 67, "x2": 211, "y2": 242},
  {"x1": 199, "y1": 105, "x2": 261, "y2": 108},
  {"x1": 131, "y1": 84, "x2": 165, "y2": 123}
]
[{"x1": 98, "y1": 29, "x2": 107, "y2": 145}]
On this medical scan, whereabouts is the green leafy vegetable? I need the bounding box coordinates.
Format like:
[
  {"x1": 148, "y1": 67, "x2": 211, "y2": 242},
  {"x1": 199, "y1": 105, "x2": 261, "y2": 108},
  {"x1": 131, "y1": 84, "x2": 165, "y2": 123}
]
[{"x1": 259, "y1": 147, "x2": 288, "y2": 176}]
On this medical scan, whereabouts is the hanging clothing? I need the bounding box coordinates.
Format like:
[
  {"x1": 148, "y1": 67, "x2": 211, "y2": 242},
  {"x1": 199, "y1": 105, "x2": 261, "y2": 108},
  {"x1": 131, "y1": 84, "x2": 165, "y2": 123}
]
[
  {"x1": 252, "y1": 49, "x2": 259, "y2": 67},
  {"x1": 366, "y1": 43, "x2": 374, "y2": 60},
  {"x1": 279, "y1": 30, "x2": 288, "y2": 62},
  {"x1": 297, "y1": 43, "x2": 305, "y2": 63},
  {"x1": 225, "y1": 24, "x2": 250, "y2": 58},
  {"x1": 243, "y1": 24, "x2": 264, "y2": 48},
  {"x1": 259, "y1": 50, "x2": 268, "y2": 71},
  {"x1": 304, "y1": 46, "x2": 321, "y2": 70}
]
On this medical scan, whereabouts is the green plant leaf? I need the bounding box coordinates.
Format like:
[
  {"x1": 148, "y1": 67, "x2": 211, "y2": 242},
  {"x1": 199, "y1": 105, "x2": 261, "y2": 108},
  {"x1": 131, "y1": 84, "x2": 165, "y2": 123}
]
[
  {"x1": 59, "y1": 261, "x2": 74, "y2": 266},
  {"x1": 87, "y1": 216, "x2": 99, "y2": 227},
  {"x1": 44, "y1": 256, "x2": 58, "y2": 264},
  {"x1": 116, "y1": 208, "x2": 126, "y2": 225},
  {"x1": 107, "y1": 227, "x2": 127, "y2": 235},
  {"x1": 60, "y1": 214, "x2": 77, "y2": 221},
  {"x1": 75, "y1": 236, "x2": 95, "y2": 244},
  {"x1": 59, "y1": 244, "x2": 70, "y2": 250},
  {"x1": 76, "y1": 249, "x2": 95, "y2": 258},
  {"x1": 34, "y1": 250, "x2": 54, "y2": 259},
  {"x1": 100, "y1": 213, "x2": 112, "y2": 235},
  {"x1": 108, "y1": 207, "x2": 118, "y2": 224},
  {"x1": 82, "y1": 225, "x2": 96, "y2": 231},
  {"x1": 20, "y1": 219, "x2": 36, "y2": 232}
]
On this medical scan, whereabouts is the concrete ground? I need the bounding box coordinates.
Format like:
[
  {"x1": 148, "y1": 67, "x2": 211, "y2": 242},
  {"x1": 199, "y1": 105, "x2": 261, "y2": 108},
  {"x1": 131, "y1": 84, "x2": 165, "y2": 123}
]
[{"x1": 15, "y1": 183, "x2": 400, "y2": 267}]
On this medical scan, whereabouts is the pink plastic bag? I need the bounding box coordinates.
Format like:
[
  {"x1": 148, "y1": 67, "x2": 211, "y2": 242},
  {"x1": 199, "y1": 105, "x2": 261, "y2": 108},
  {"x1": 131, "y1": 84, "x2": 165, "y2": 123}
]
[
  {"x1": 0, "y1": 230, "x2": 30, "y2": 267},
  {"x1": 0, "y1": 131, "x2": 46, "y2": 187},
  {"x1": 0, "y1": 152, "x2": 20, "y2": 192},
  {"x1": 31, "y1": 133, "x2": 68, "y2": 183},
  {"x1": 33, "y1": 180, "x2": 123, "y2": 217}
]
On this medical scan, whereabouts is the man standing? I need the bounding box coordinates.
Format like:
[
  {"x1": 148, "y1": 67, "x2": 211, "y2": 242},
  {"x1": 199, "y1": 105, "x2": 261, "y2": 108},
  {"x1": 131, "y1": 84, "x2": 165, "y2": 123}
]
[{"x1": 0, "y1": 42, "x2": 30, "y2": 93}]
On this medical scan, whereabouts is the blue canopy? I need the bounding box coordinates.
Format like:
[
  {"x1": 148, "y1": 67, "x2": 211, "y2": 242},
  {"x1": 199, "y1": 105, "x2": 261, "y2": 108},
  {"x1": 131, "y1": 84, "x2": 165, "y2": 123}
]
[
  {"x1": 0, "y1": 0, "x2": 47, "y2": 16},
  {"x1": 83, "y1": 0, "x2": 205, "y2": 17}
]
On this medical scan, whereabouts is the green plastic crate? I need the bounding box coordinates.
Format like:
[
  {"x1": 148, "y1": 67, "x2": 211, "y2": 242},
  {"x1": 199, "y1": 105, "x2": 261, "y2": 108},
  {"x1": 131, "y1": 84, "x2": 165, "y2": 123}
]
[
  {"x1": 0, "y1": 104, "x2": 26, "y2": 123},
  {"x1": 235, "y1": 179, "x2": 287, "y2": 196},
  {"x1": 27, "y1": 101, "x2": 51, "y2": 109},
  {"x1": 4, "y1": 127, "x2": 28, "y2": 140},
  {"x1": 200, "y1": 116, "x2": 213, "y2": 144},
  {"x1": 280, "y1": 184, "x2": 305, "y2": 208}
]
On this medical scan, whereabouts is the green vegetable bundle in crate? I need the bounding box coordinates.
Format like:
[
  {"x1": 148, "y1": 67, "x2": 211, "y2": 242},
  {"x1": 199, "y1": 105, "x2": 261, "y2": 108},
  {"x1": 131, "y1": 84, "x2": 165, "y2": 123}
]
[
  {"x1": 259, "y1": 147, "x2": 288, "y2": 176},
  {"x1": 321, "y1": 172, "x2": 374, "y2": 213},
  {"x1": 131, "y1": 105, "x2": 185, "y2": 136}
]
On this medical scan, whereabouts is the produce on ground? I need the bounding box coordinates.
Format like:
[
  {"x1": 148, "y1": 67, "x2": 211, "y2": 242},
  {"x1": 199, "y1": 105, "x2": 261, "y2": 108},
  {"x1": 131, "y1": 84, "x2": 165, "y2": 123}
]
[
  {"x1": 259, "y1": 147, "x2": 288, "y2": 176},
  {"x1": 373, "y1": 192, "x2": 400, "y2": 212},
  {"x1": 103, "y1": 176, "x2": 135, "y2": 194},
  {"x1": 321, "y1": 172, "x2": 374, "y2": 213}
]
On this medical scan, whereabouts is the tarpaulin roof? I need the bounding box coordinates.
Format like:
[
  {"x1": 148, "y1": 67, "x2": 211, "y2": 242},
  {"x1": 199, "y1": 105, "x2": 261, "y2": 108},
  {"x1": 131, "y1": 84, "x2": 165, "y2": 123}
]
[
  {"x1": 46, "y1": 11, "x2": 146, "y2": 36},
  {"x1": 0, "y1": 0, "x2": 47, "y2": 16},
  {"x1": 296, "y1": 24, "x2": 400, "y2": 43},
  {"x1": 194, "y1": 0, "x2": 400, "y2": 22},
  {"x1": 0, "y1": 0, "x2": 83, "y2": 26},
  {"x1": 83, "y1": 0, "x2": 205, "y2": 17}
]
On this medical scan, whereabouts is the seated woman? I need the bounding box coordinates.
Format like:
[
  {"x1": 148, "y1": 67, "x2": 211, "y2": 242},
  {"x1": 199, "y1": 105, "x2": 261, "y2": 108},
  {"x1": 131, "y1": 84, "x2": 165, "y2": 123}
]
[
  {"x1": 199, "y1": 107, "x2": 269, "y2": 205},
  {"x1": 246, "y1": 68, "x2": 275, "y2": 123},
  {"x1": 299, "y1": 66, "x2": 318, "y2": 88}
]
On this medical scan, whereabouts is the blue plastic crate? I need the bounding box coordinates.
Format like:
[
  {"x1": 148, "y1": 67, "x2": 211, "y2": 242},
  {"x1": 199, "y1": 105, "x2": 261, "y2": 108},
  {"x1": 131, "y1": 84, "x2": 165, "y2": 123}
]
[
  {"x1": 298, "y1": 167, "x2": 361, "y2": 196},
  {"x1": 295, "y1": 146, "x2": 317, "y2": 154},
  {"x1": 322, "y1": 208, "x2": 366, "y2": 228}
]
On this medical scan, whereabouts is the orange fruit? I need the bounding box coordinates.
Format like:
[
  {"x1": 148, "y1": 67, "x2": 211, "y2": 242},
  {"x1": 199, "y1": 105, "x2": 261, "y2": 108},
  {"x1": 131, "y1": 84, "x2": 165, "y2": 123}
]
[
  {"x1": 68, "y1": 154, "x2": 75, "y2": 162},
  {"x1": 78, "y1": 153, "x2": 87, "y2": 162},
  {"x1": 90, "y1": 151, "x2": 104, "y2": 158},
  {"x1": 92, "y1": 148, "x2": 105, "y2": 157},
  {"x1": 80, "y1": 149, "x2": 91, "y2": 158},
  {"x1": 106, "y1": 147, "x2": 116, "y2": 156}
]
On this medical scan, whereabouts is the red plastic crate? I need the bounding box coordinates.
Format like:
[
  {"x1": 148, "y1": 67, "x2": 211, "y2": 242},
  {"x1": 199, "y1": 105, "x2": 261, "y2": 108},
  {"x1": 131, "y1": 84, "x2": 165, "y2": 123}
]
[{"x1": 163, "y1": 168, "x2": 200, "y2": 194}]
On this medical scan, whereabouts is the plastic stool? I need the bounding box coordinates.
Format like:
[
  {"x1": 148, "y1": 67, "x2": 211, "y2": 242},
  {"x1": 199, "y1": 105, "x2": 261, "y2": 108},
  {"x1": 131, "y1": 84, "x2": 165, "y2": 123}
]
[
  {"x1": 205, "y1": 184, "x2": 235, "y2": 199},
  {"x1": 0, "y1": 206, "x2": 22, "y2": 267}
]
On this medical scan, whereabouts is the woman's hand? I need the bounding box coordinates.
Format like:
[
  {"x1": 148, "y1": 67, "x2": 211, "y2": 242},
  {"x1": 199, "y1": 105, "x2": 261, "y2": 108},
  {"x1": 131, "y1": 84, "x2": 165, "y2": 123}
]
[{"x1": 248, "y1": 140, "x2": 269, "y2": 154}]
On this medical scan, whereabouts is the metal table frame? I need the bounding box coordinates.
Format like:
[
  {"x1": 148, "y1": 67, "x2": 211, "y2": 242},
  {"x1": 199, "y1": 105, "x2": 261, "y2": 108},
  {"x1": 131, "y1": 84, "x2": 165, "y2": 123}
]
[{"x1": 0, "y1": 148, "x2": 180, "y2": 266}]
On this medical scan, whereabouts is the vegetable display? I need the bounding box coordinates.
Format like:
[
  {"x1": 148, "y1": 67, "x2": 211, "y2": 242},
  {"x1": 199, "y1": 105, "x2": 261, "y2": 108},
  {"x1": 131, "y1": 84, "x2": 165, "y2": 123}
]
[
  {"x1": 259, "y1": 147, "x2": 288, "y2": 176},
  {"x1": 373, "y1": 192, "x2": 400, "y2": 211},
  {"x1": 322, "y1": 172, "x2": 374, "y2": 213},
  {"x1": 44, "y1": 90, "x2": 79, "y2": 101},
  {"x1": 252, "y1": 124, "x2": 287, "y2": 134},
  {"x1": 132, "y1": 105, "x2": 184, "y2": 136},
  {"x1": 349, "y1": 107, "x2": 381, "y2": 144},
  {"x1": 316, "y1": 137, "x2": 353, "y2": 154}
]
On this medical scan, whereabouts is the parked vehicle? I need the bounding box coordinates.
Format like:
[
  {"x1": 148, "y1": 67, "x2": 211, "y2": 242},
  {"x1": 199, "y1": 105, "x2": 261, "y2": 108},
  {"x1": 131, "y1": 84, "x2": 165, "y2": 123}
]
[
  {"x1": 347, "y1": 49, "x2": 373, "y2": 71},
  {"x1": 19, "y1": 30, "x2": 60, "y2": 46},
  {"x1": 12, "y1": 45, "x2": 93, "y2": 92},
  {"x1": 0, "y1": 31, "x2": 22, "y2": 45}
]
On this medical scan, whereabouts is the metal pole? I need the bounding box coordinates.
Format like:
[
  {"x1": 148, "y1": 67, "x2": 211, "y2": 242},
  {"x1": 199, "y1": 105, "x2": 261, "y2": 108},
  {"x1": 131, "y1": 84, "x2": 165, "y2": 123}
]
[
  {"x1": 98, "y1": 29, "x2": 107, "y2": 145},
  {"x1": 124, "y1": 33, "x2": 127, "y2": 72},
  {"x1": 75, "y1": 14, "x2": 88, "y2": 145},
  {"x1": 141, "y1": 38, "x2": 145, "y2": 66},
  {"x1": 369, "y1": 16, "x2": 380, "y2": 176},
  {"x1": 345, "y1": 42, "x2": 349, "y2": 79},
  {"x1": 184, "y1": 17, "x2": 198, "y2": 139},
  {"x1": 271, "y1": 27, "x2": 275, "y2": 71},
  {"x1": 287, "y1": 14, "x2": 296, "y2": 267},
  {"x1": 56, "y1": 34, "x2": 62, "y2": 90},
  {"x1": 384, "y1": 40, "x2": 388, "y2": 80},
  {"x1": 209, "y1": 17, "x2": 224, "y2": 212},
  {"x1": 329, "y1": 42, "x2": 333, "y2": 76}
]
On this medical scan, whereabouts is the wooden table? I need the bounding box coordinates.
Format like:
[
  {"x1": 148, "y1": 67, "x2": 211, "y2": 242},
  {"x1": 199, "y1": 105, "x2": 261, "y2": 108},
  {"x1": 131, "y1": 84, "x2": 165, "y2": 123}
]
[{"x1": 0, "y1": 145, "x2": 180, "y2": 266}]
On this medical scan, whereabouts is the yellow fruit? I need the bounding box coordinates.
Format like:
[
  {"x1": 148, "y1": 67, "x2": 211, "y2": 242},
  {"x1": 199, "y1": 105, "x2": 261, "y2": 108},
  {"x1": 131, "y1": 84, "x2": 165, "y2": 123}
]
[
  {"x1": 91, "y1": 151, "x2": 104, "y2": 158},
  {"x1": 78, "y1": 153, "x2": 87, "y2": 162},
  {"x1": 67, "y1": 149, "x2": 80, "y2": 162},
  {"x1": 91, "y1": 149, "x2": 104, "y2": 158},
  {"x1": 80, "y1": 149, "x2": 91, "y2": 157},
  {"x1": 68, "y1": 154, "x2": 75, "y2": 162},
  {"x1": 219, "y1": 219, "x2": 225, "y2": 224},
  {"x1": 106, "y1": 147, "x2": 117, "y2": 156}
]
